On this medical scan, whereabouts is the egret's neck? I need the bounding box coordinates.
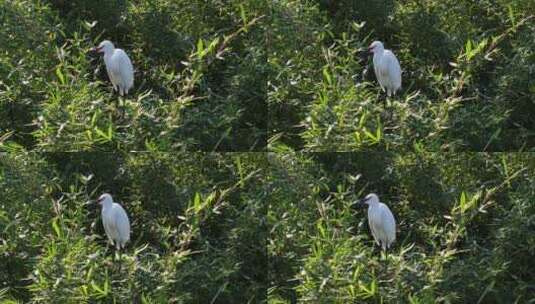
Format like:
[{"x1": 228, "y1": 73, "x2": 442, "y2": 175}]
[
  {"x1": 373, "y1": 49, "x2": 384, "y2": 57},
  {"x1": 101, "y1": 199, "x2": 113, "y2": 210},
  {"x1": 368, "y1": 199, "x2": 380, "y2": 206},
  {"x1": 103, "y1": 49, "x2": 114, "y2": 60}
]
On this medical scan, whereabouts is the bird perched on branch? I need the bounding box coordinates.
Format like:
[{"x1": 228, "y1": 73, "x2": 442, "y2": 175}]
[
  {"x1": 96, "y1": 193, "x2": 130, "y2": 252},
  {"x1": 92, "y1": 40, "x2": 134, "y2": 96},
  {"x1": 368, "y1": 41, "x2": 401, "y2": 97},
  {"x1": 359, "y1": 193, "x2": 396, "y2": 258}
]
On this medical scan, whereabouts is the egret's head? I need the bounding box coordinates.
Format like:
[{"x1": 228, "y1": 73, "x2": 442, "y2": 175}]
[
  {"x1": 94, "y1": 40, "x2": 115, "y2": 54},
  {"x1": 368, "y1": 41, "x2": 384, "y2": 54},
  {"x1": 96, "y1": 193, "x2": 113, "y2": 206},
  {"x1": 360, "y1": 193, "x2": 379, "y2": 205}
]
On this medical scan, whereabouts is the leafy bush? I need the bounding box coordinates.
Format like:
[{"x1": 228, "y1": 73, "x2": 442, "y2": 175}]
[
  {"x1": 0, "y1": 152, "x2": 267, "y2": 302},
  {"x1": 1, "y1": 0, "x2": 267, "y2": 151},
  {"x1": 268, "y1": 0, "x2": 535, "y2": 151},
  {"x1": 268, "y1": 152, "x2": 535, "y2": 302}
]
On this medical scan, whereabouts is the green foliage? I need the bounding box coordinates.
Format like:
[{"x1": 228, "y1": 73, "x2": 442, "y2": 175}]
[
  {"x1": 268, "y1": 152, "x2": 535, "y2": 302},
  {"x1": 0, "y1": 152, "x2": 267, "y2": 302},
  {"x1": 0, "y1": 0, "x2": 267, "y2": 151},
  {"x1": 3, "y1": 0, "x2": 535, "y2": 302},
  {"x1": 268, "y1": 0, "x2": 535, "y2": 151}
]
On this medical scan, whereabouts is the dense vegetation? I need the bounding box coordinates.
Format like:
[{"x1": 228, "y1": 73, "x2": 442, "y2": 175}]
[
  {"x1": 0, "y1": 152, "x2": 267, "y2": 302},
  {"x1": 269, "y1": 0, "x2": 535, "y2": 151},
  {"x1": 1, "y1": 0, "x2": 267, "y2": 151},
  {"x1": 2, "y1": 0, "x2": 535, "y2": 303},
  {"x1": 268, "y1": 152, "x2": 535, "y2": 303}
]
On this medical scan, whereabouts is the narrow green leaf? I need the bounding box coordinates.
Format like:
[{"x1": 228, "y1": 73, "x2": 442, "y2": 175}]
[
  {"x1": 55, "y1": 67, "x2": 65, "y2": 85},
  {"x1": 459, "y1": 191, "x2": 467, "y2": 212},
  {"x1": 194, "y1": 192, "x2": 202, "y2": 212},
  {"x1": 239, "y1": 4, "x2": 247, "y2": 26},
  {"x1": 322, "y1": 67, "x2": 332, "y2": 86},
  {"x1": 197, "y1": 39, "x2": 204, "y2": 57},
  {"x1": 507, "y1": 5, "x2": 516, "y2": 26},
  {"x1": 52, "y1": 217, "x2": 62, "y2": 238}
]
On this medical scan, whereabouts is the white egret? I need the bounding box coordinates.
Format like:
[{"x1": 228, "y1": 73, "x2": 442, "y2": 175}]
[
  {"x1": 360, "y1": 193, "x2": 396, "y2": 257},
  {"x1": 368, "y1": 41, "x2": 401, "y2": 97},
  {"x1": 93, "y1": 40, "x2": 134, "y2": 96},
  {"x1": 96, "y1": 193, "x2": 130, "y2": 251}
]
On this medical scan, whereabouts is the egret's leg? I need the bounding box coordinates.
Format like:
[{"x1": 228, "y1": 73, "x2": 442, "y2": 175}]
[
  {"x1": 384, "y1": 249, "x2": 388, "y2": 273},
  {"x1": 116, "y1": 243, "x2": 121, "y2": 259},
  {"x1": 381, "y1": 242, "x2": 388, "y2": 270},
  {"x1": 116, "y1": 96, "x2": 125, "y2": 118},
  {"x1": 385, "y1": 248, "x2": 388, "y2": 262},
  {"x1": 383, "y1": 96, "x2": 389, "y2": 120},
  {"x1": 117, "y1": 244, "x2": 125, "y2": 272},
  {"x1": 386, "y1": 96, "x2": 395, "y2": 121}
]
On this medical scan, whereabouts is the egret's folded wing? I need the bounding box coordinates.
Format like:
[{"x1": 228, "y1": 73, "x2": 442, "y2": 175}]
[
  {"x1": 380, "y1": 204, "x2": 396, "y2": 244},
  {"x1": 114, "y1": 205, "x2": 131, "y2": 241},
  {"x1": 384, "y1": 51, "x2": 402, "y2": 88},
  {"x1": 368, "y1": 208, "x2": 382, "y2": 246},
  {"x1": 114, "y1": 49, "x2": 134, "y2": 87}
]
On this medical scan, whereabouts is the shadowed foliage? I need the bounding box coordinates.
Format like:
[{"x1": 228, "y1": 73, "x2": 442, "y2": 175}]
[
  {"x1": 268, "y1": 0, "x2": 535, "y2": 151},
  {"x1": 0, "y1": 152, "x2": 267, "y2": 302},
  {"x1": 0, "y1": 0, "x2": 267, "y2": 151},
  {"x1": 268, "y1": 152, "x2": 535, "y2": 303}
]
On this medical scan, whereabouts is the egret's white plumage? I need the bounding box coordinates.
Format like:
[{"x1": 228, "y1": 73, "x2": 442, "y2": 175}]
[
  {"x1": 97, "y1": 193, "x2": 130, "y2": 250},
  {"x1": 94, "y1": 40, "x2": 134, "y2": 96},
  {"x1": 361, "y1": 193, "x2": 396, "y2": 251},
  {"x1": 368, "y1": 41, "x2": 401, "y2": 97}
]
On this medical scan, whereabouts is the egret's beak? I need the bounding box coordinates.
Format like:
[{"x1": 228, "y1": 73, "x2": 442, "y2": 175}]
[
  {"x1": 96, "y1": 197, "x2": 104, "y2": 205},
  {"x1": 91, "y1": 46, "x2": 103, "y2": 54},
  {"x1": 358, "y1": 197, "x2": 370, "y2": 205}
]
